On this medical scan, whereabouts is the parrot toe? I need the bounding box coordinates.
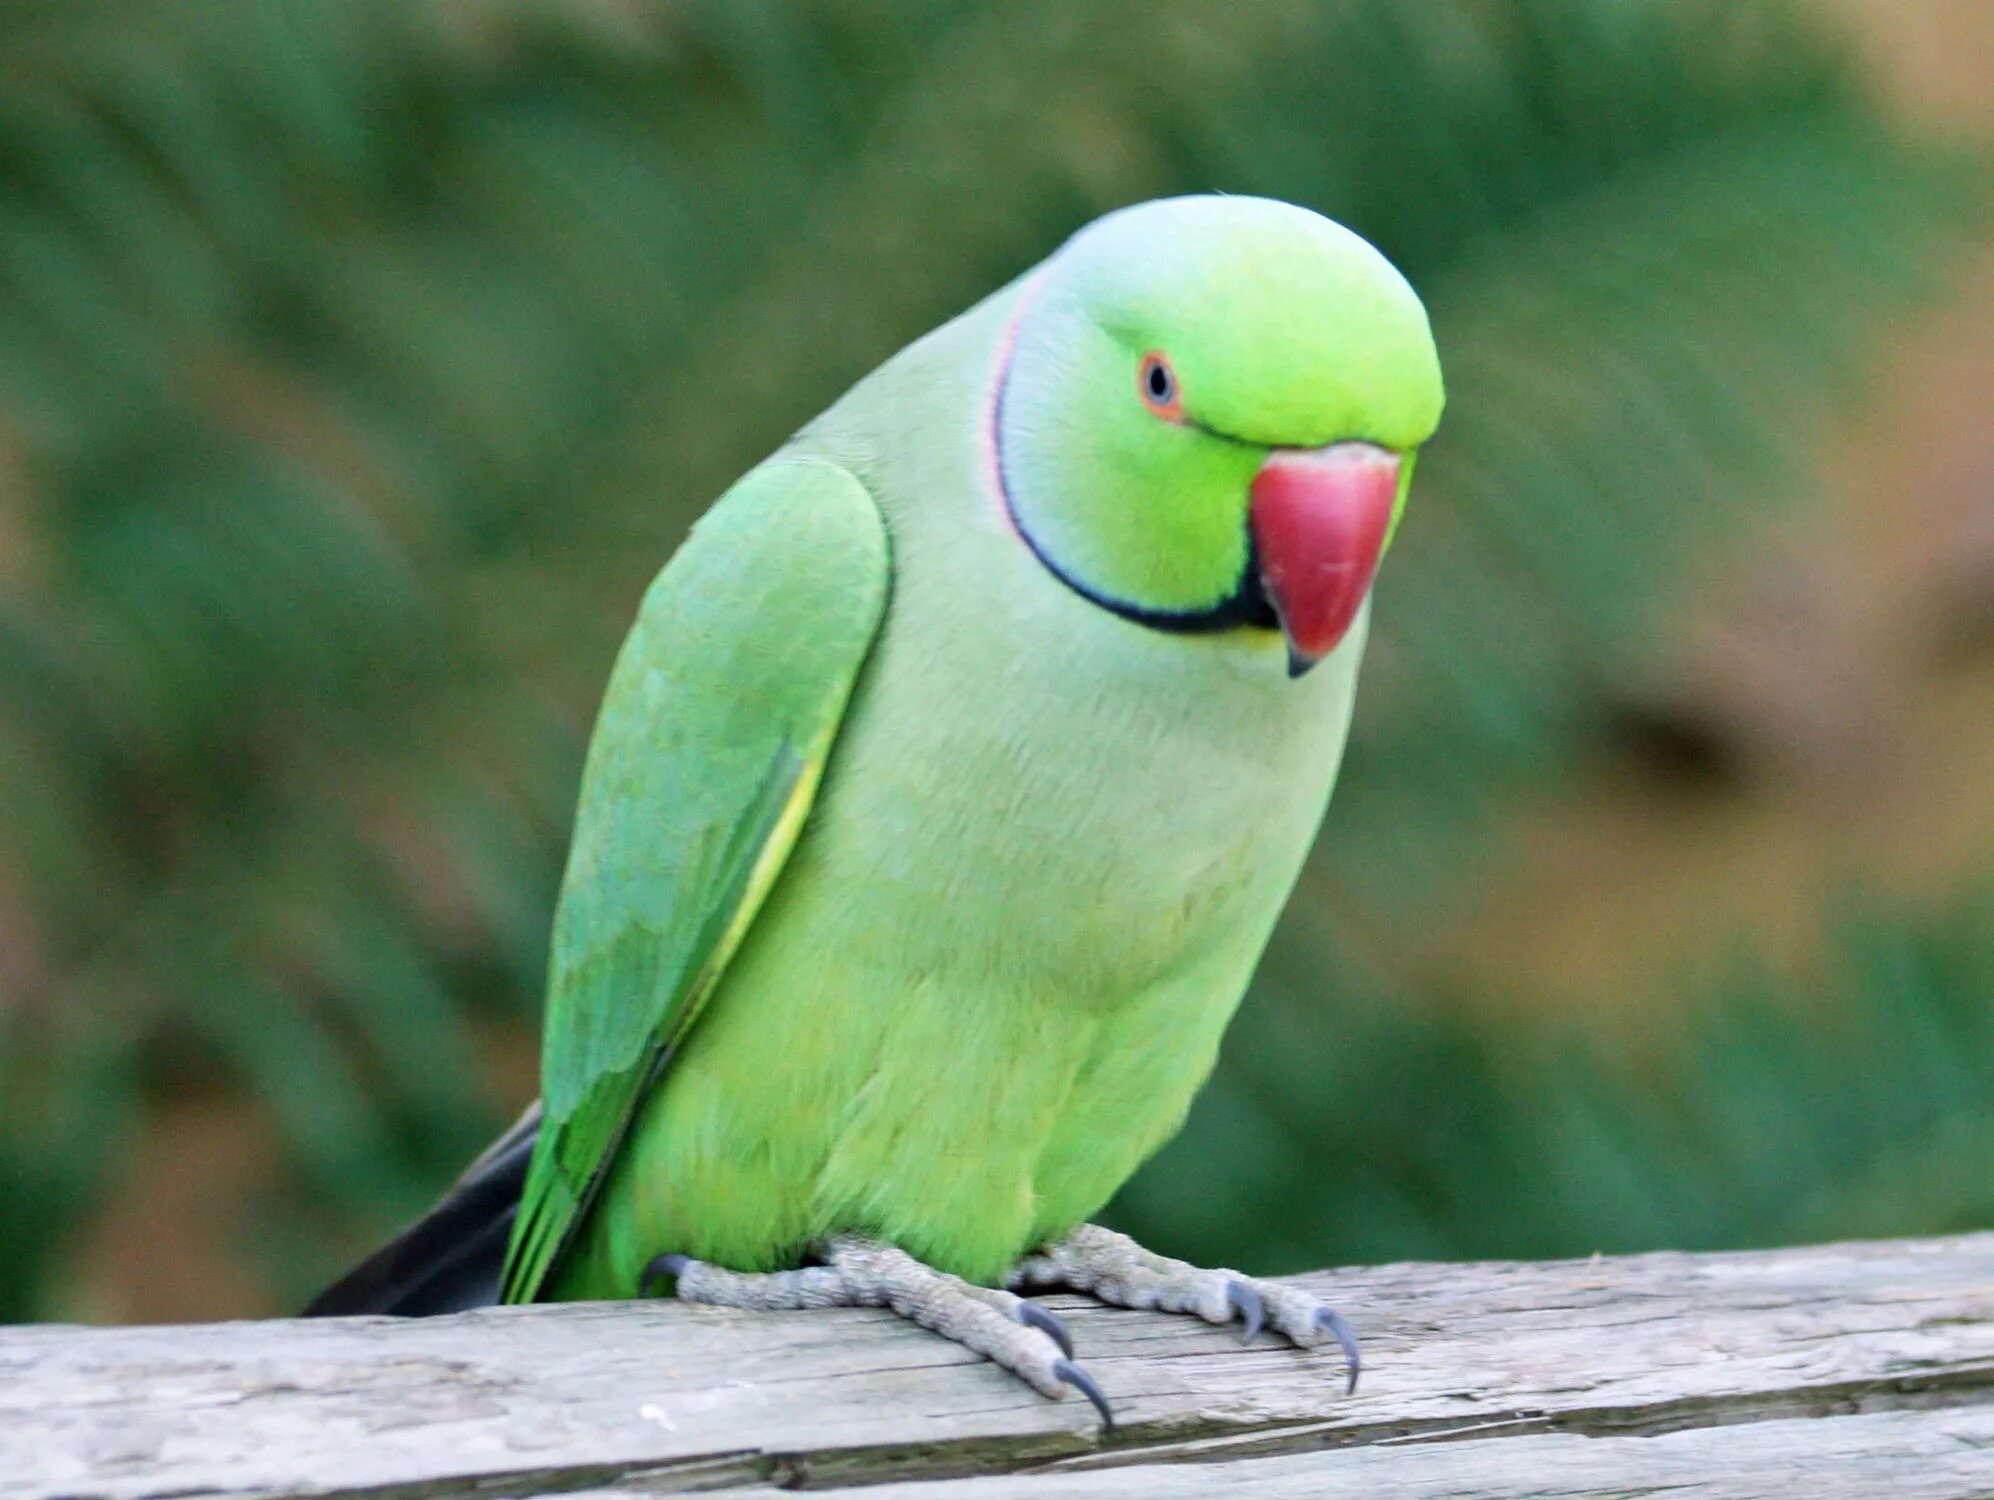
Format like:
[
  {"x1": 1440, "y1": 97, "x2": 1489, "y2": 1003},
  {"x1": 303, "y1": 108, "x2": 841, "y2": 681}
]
[
  {"x1": 1224, "y1": 1279, "x2": 1266, "y2": 1344},
  {"x1": 640, "y1": 1252, "x2": 691, "y2": 1290},
  {"x1": 1314, "y1": 1305, "x2": 1362, "y2": 1394},
  {"x1": 1052, "y1": 1357, "x2": 1115, "y2": 1430},
  {"x1": 1010, "y1": 1223, "x2": 1361, "y2": 1393},
  {"x1": 642, "y1": 1236, "x2": 1113, "y2": 1429},
  {"x1": 1013, "y1": 1296, "x2": 1076, "y2": 1359}
]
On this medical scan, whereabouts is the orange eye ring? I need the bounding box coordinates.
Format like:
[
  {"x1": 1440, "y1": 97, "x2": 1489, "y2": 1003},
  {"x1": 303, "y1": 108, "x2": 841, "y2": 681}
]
[{"x1": 1138, "y1": 351, "x2": 1184, "y2": 421}]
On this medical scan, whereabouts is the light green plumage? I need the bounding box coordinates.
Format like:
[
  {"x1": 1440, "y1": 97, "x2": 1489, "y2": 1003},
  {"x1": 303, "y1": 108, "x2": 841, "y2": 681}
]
[{"x1": 505, "y1": 195, "x2": 1443, "y2": 1300}]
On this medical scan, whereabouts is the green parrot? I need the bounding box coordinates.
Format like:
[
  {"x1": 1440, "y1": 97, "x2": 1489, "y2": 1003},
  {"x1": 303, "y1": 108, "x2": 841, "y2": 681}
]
[{"x1": 307, "y1": 195, "x2": 1443, "y2": 1424}]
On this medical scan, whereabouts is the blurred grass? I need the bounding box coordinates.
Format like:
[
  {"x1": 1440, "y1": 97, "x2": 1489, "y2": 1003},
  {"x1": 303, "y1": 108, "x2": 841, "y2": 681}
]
[
  {"x1": 1117, "y1": 885, "x2": 1994, "y2": 1270},
  {"x1": 0, "y1": 0, "x2": 1989, "y2": 1321}
]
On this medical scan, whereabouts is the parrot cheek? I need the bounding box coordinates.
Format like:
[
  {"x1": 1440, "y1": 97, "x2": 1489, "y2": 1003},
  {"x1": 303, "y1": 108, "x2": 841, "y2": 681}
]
[{"x1": 1248, "y1": 443, "x2": 1400, "y2": 677}]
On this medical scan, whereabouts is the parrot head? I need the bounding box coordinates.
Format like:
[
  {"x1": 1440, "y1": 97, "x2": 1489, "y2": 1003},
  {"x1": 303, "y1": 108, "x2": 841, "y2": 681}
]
[{"x1": 993, "y1": 195, "x2": 1443, "y2": 676}]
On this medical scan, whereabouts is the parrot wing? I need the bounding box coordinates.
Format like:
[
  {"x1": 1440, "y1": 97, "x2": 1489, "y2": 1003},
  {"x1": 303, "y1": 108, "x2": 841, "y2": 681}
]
[{"x1": 501, "y1": 458, "x2": 890, "y2": 1303}]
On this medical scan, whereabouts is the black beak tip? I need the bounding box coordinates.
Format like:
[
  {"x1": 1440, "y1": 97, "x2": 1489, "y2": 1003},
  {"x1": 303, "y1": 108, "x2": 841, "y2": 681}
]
[{"x1": 1286, "y1": 645, "x2": 1319, "y2": 679}]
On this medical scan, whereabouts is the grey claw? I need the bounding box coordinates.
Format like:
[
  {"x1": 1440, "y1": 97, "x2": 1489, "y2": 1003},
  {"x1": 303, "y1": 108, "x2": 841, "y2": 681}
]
[
  {"x1": 641, "y1": 1252, "x2": 691, "y2": 1294},
  {"x1": 1053, "y1": 1357, "x2": 1115, "y2": 1431},
  {"x1": 1314, "y1": 1305, "x2": 1361, "y2": 1394},
  {"x1": 1225, "y1": 1279, "x2": 1265, "y2": 1344},
  {"x1": 1014, "y1": 1298, "x2": 1074, "y2": 1359}
]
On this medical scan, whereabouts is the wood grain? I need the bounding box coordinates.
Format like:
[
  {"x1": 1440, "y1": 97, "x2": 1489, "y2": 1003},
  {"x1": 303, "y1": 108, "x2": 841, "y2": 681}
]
[{"x1": 4, "y1": 1232, "x2": 1991, "y2": 1497}]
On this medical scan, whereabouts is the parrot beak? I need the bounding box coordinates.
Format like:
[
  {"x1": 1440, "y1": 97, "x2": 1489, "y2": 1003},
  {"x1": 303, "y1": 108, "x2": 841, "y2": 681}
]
[{"x1": 1249, "y1": 441, "x2": 1401, "y2": 677}]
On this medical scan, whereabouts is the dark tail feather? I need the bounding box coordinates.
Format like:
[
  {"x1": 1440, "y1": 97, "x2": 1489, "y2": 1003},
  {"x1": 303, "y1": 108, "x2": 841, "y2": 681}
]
[{"x1": 303, "y1": 1102, "x2": 540, "y2": 1317}]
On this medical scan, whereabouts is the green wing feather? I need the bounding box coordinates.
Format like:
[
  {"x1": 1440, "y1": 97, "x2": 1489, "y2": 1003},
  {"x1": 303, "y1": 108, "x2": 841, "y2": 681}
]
[{"x1": 501, "y1": 459, "x2": 890, "y2": 1303}]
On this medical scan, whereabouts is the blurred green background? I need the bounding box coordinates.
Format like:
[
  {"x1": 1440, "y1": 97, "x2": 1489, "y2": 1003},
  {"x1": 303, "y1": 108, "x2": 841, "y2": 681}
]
[{"x1": 3, "y1": 0, "x2": 1993, "y2": 1324}]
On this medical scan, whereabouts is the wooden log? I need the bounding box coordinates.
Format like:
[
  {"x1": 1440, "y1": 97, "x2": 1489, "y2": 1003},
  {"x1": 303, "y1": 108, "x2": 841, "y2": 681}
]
[{"x1": 3, "y1": 1232, "x2": 1991, "y2": 1498}]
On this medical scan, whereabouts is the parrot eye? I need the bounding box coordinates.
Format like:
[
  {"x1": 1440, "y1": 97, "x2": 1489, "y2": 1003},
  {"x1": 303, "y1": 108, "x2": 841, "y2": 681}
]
[{"x1": 1138, "y1": 352, "x2": 1182, "y2": 419}]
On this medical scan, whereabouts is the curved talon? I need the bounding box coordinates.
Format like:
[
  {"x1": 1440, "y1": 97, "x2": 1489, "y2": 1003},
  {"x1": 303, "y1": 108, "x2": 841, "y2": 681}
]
[
  {"x1": 1014, "y1": 1298, "x2": 1075, "y2": 1360},
  {"x1": 1224, "y1": 1279, "x2": 1265, "y2": 1345},
  {"x1": 640, "y1": 1252, "x2": 691, "y2": 1295},
  {"x1": 1314, "y1": 1305, "x2": 1361, "y2": 1394},
  {"x1": 1053, "y1": 1357, "x2": 1114, "y2": 1431}
]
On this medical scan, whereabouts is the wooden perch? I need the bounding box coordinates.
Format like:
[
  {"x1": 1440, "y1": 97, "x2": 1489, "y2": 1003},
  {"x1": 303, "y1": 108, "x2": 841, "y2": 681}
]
[{"x1": 4, "y1": 1232, "x2": 1992, "y2": 1498}]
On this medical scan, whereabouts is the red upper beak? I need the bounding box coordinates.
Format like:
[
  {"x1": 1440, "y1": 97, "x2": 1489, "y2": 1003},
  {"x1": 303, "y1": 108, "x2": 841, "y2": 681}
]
[{"x1": 1249, "y1": 442, "x2": 1401, "y2": 677}]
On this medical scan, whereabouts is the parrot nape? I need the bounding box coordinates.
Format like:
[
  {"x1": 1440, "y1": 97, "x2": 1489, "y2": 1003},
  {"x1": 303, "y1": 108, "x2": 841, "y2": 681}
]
[{"x1": 307, "y1": 195, "x2": 1444, "y2": 1427}]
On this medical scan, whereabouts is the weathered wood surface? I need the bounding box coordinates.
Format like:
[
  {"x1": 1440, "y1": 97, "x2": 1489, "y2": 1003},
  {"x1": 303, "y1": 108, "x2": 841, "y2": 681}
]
[{"x1": 3, "y1": 1233, "x2": 1992, "y2": 1498}]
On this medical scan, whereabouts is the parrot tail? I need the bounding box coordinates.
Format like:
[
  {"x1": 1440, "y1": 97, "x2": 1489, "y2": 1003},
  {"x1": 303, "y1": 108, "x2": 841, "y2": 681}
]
[{"x1": 301, "y1": 1102, "x2": 540, "y2": 1317}]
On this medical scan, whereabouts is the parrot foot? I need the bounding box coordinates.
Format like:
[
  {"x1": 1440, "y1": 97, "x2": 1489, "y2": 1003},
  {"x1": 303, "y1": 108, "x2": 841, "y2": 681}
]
[
  {"x1": 1008, "y1": 1223, "x2": 1361, "y2": 1394},
  {"x1": 642, "y1": 1236, "x2": 1114, "y2": 1429}
]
